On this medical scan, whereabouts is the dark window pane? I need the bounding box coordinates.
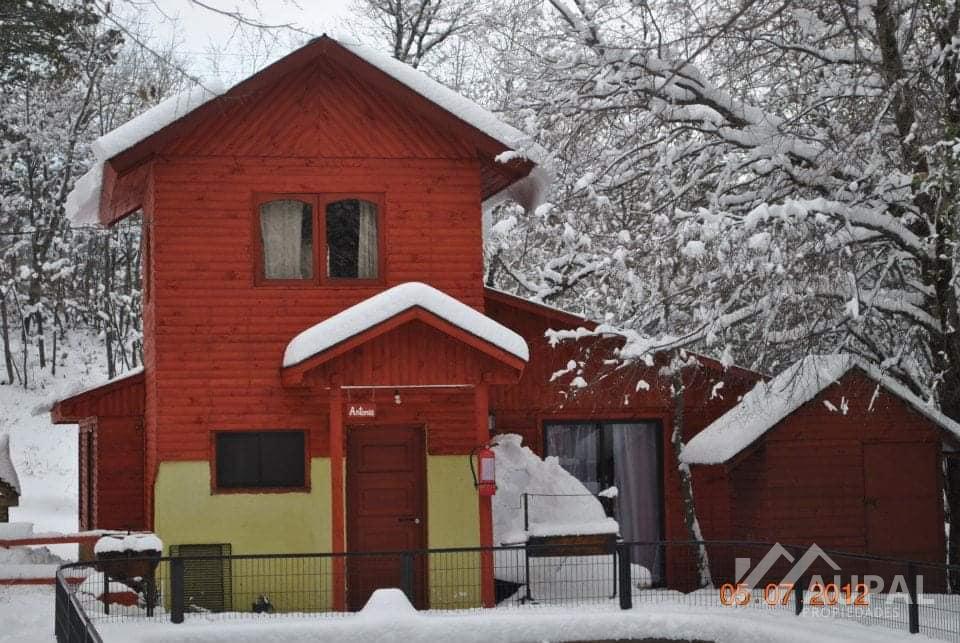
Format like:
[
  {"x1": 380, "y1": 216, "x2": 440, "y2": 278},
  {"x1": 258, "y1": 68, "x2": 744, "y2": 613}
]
[
  {"x1": 216, "y1": 431, "x2": 305, "y2": 489},
  {"x1": 326, "y1": 199, "x2": 378, "y2": 279},
  {"x1": 260, "y1": 199, "x2": 313, "y2": 279},
  {"x1": 216, "y1": 433, "x2": 260, "y2": 488},
  {"x1": 260, "y1": 432, "x2": 305, "y2": 487}
]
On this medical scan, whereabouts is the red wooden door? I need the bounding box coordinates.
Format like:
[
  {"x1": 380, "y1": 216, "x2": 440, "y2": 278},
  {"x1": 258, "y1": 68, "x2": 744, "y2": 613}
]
[
  {"x1": 863, "y1": 442, "x2": 942, "y2": 561},
  {"x1": 346, "y1": 425, "x2": 427, "y2": 610}
]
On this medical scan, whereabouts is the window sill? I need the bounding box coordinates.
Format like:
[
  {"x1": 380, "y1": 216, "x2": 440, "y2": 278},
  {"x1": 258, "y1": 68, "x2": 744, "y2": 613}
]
[{"x1": 211, "y1": 486, "x2": 311, "y2": 495}]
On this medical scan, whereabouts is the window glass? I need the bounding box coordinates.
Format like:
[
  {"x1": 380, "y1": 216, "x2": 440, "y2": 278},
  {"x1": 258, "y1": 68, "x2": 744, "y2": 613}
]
[
  {"x1": 259, "y1": 199, "x2": 313, "y2": 279},
  {"x1": 544, "y1": 421, "x2": 664, "y2": 583},
  {"x1": 326, "y1": 199, "x2": 378, "y2": 279},
  {"x1": 260, "y1": 431, "x2": 306, "y2": 487},
  {"x1": 216, "y1": 431, "x2": 305, "y2": 488}
]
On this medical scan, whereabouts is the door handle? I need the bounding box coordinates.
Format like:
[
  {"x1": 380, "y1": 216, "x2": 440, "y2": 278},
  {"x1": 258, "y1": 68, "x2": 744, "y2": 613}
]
[{"x1": 398, "y1": 517, "x2": 421, "y2": 524}]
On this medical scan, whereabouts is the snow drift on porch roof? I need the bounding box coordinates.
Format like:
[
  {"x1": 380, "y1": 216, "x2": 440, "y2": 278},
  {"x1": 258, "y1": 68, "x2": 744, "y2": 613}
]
[
  {"x1": 283, "y1": 282, "x2": 529, "y2": 368},
  {"x1": 681, "y1": 353, "x2": 960, "y2": 465}
]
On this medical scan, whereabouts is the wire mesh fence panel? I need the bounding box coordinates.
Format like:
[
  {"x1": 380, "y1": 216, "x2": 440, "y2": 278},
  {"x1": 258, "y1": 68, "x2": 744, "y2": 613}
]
[{"x1": 53, "y1": 541, "x2": 960, "y2": 642}]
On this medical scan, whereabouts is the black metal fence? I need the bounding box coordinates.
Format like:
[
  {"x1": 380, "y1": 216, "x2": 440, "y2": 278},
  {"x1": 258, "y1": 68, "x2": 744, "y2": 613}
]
[{"x1": 54, "y1": 541, "x2": 960, "y2": 642}]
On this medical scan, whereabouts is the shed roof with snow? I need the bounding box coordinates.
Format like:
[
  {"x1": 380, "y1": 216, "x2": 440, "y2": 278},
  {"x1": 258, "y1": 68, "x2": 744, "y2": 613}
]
[{"x1": 681, "y1": 354, "x2": 960, "y2": 465}]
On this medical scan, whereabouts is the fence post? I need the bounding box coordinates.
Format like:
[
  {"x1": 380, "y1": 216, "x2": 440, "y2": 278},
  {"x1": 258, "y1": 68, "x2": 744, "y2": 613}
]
[
  {"x1": 102, "y1": 572, "x2": 109, "y2": 616},
  {"x1": 170, "y1": 557, "x2": 185, "y2": 624},
  {"x1": 618, "y1": 541, "x2": 633, "y2": 610},
  {"x1": 54, "y1": 578, "x2": 64, "y2": 643},
  {"x1": 794, "y1": 577, "x2": 804, "y2": 616},
  {"x1": 400, "y1": 553, "x2": 415, "y2": 604},
  {"x1": 906, "y1": 561, "x2": 919, "y2": 634}
]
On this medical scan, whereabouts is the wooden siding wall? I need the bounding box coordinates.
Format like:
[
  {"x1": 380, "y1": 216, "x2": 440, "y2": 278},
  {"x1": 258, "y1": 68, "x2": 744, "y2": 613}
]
[
  {"x1": 728, "y1": 371, "x2": 946, "y2": 562},
  {"x1": 140, "y1": 58, "x2": 491, "y2": 518},
  {"x1": 95, "y1": 416, "x2": 146, "y2": 530},
  {"x1": 300, "y1": 321, "x2": 519, "y2": 387},
  {"x1": 483, "y1": 296, "x2": 759, "y2": 551}
]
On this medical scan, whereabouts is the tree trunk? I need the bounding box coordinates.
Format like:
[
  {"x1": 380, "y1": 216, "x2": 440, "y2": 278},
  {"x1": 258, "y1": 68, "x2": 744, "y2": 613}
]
[
  {"x1": 671, "y1": 367, "x2": 712, "y2": 588},
  {"x1": 0, "y1": 292, "x2": 14, "y2": 385}
]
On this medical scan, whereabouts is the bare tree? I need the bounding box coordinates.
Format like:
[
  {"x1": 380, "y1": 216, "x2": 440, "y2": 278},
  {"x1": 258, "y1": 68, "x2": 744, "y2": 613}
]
[{"x1": 355, "y1": 0, "x2": 476, "y2": 68}]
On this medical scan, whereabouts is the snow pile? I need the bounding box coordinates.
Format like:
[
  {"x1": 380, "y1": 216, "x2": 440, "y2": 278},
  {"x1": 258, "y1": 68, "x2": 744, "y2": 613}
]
[
  {"x1": 0, "y1": 545, "x2": 63, "y2": 566},
  {"x1": 66, "y1": 82, "x2": 225, "y2": 224},
  {"x1": 94, "y1": 533, "x2": 163, "y2": 555},
  {"x1": 491, "y1": 434, "x2": 617, "y2": 544},
  {"x1": 283, "y1": 282, "x2": 529, "y2": 367},
  {"x1": 358, "y1": 589, "x2": 417, "y2": 620},
  {"x1": 0, "y1": 434, "x2": 20, "y2": 494},
  {"x1": 683, "y1": 353, "x2": 960, "y2": 464},
  {"x1": 0, "y1": 544, "x2": 70, "y2": 581}
]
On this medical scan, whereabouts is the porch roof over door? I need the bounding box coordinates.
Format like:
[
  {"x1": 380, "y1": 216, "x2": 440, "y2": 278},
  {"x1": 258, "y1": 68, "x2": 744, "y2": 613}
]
[{"x1": 280, "y1": 282, "x2": 528, "y2": 387}]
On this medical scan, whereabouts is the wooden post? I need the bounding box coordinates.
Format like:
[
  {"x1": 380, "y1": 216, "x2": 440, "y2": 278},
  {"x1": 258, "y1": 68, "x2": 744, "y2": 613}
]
[
  {"x1": 475, "y1": 383, "x2": 495, "y2": 608},
  {"x1": 330, "y1": 385, "x2": 346, "y2": 611}
]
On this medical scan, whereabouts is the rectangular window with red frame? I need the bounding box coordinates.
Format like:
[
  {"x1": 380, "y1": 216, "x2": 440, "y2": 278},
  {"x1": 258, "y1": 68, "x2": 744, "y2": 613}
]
[{"x1": 215, "y1": 430, "x2": 306, "y2": 489}]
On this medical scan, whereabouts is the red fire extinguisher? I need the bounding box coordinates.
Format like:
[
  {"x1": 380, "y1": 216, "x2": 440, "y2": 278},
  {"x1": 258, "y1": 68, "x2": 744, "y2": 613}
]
[{"x1": 472, "y1": 446, "x2": 497, "y2": 496}]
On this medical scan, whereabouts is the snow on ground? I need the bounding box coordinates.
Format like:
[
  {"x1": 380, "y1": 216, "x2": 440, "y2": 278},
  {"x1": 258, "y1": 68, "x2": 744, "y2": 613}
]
[
  {"x1": 0, "y1": 585, "x2": 56, "y2": 643},
  {"x1": 0, "y1": 333, "x2": 118, "y2": 554},
  {"x1": 89, "y1": 589, "x2": 928, "y2": 643}
]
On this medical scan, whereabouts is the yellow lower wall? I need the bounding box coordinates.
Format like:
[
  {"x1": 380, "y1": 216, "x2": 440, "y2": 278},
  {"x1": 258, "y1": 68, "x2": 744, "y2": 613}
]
[
  {"x1": 154, "y1": 459, "x2": 334, "y2": 612},
  {"x1": 425, "y1": 455, "x2": 482, "y2": 608},
  {"x1": 154, "y1": 459, "x2": 333, "y2": 555},
  {"x1": 153, "y1": 455, "x2": 481, "y2": 611}
]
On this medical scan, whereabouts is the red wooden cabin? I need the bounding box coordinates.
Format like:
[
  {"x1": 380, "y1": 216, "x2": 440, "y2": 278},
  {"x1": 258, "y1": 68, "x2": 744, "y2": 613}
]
[{"x1": 49, "y1": 36, "x2": 957, "y2": 609}]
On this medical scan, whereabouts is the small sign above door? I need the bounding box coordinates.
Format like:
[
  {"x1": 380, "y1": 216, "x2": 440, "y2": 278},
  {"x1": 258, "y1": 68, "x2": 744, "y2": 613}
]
[{"x1": 347, "y1": 403, "x2": 377, "y2": 418}]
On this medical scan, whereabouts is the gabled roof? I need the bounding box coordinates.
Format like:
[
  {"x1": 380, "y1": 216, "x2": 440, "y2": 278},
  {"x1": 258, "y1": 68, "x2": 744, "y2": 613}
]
[
  {"x1": 282, "y1": 282, "x2": 528, "y2": 384},
  {"x1": 66, "y1": 35, "x2": 549, "y2": 226},
  {"x1": 681, "y1": 354, "x2": 960, "y2": 465}
]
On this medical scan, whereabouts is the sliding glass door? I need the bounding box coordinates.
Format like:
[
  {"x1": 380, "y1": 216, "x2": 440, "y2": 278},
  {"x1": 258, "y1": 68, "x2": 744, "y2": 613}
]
[{"x1": 544, "y1": 420, "x2": 663, "y2": 582}]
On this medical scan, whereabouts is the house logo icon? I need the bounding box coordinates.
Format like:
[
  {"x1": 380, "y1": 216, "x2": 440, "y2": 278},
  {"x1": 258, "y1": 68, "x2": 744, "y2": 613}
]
[{"x1": 735, "y1": 543, "x2": 840, "y2": 589}]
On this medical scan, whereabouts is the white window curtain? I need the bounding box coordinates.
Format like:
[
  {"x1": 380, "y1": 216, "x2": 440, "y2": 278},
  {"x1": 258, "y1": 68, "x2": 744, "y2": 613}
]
[
  {"x1": 260, "y1": 200, "x2": 310, "y2": 279},
  {"x1": 544, "y1": 423, "x2": 600, "y2": 493},
  {"x1": 357, "y1": 201, "x2": 378, "y2": 278},
  {"x1": 610, "y1": 422, "x2": 663, "y2": 583}
]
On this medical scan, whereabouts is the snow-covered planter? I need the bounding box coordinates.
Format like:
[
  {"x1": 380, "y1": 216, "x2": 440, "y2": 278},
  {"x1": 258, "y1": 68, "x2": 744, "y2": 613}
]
[{"x1": 93, "y1": 534, "x2": 163, "y2": 593}]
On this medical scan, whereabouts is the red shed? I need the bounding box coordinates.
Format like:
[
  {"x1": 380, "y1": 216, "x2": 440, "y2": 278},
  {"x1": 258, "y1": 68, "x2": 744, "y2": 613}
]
[{"x1": 683, "y1": 355, "x2": 960, "y2": 563}]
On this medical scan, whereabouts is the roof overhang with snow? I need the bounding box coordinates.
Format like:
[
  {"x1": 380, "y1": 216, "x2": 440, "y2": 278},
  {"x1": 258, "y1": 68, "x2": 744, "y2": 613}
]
[
  {"x1": 281, "y1": 282, "x2": 529, "y2": 386},
  {"x1": 50, "y1": 368, "x2": 145, "y2": 424},
  {"x1": 67, "y1": 35, "x2": 549, "y2": 227},
  {"x1": 681, "y1": 354, "x2": 960, "y2": 466}
]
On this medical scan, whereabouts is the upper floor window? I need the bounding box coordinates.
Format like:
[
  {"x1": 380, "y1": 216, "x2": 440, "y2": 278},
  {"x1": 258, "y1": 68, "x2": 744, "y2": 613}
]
[
  {"x1": 257, "y1": 195, "x2": 380, "y2": 284},
  {"x1": 259, "y1": 198, "x2": 314, "y2": 280},
  {"x1": 326, "y1": 199, "x2": 378, "y2": 279}
]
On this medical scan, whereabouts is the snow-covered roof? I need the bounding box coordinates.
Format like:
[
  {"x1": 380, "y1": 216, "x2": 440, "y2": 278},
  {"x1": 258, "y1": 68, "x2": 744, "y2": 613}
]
[
  {"x1": 682, "y1": 354, "x2": 960, "y2": 465},
  {"x1": 339, "y1": 40, "x2": 547, "y2": 165},
  {"x1": 283, "y1": 282, "x2": 529, "y2": 368},
  {"x1": 66, "y1": 85, "x2": 224, "y2": 225},
  {"x1": 65, "y1": 36, "x2": 549, "y2": 225},
  {"x1": 0, "y1": 434, "x2": 21, "y2": 494},
  {"x1": 58, "y1": 366, "x2": 144, "y2": 404}
]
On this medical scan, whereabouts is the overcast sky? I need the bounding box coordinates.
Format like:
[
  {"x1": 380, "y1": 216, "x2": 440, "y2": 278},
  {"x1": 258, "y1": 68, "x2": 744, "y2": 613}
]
[{"x1": 134, "y1": 0, "x2": 364, "y2": 80}]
